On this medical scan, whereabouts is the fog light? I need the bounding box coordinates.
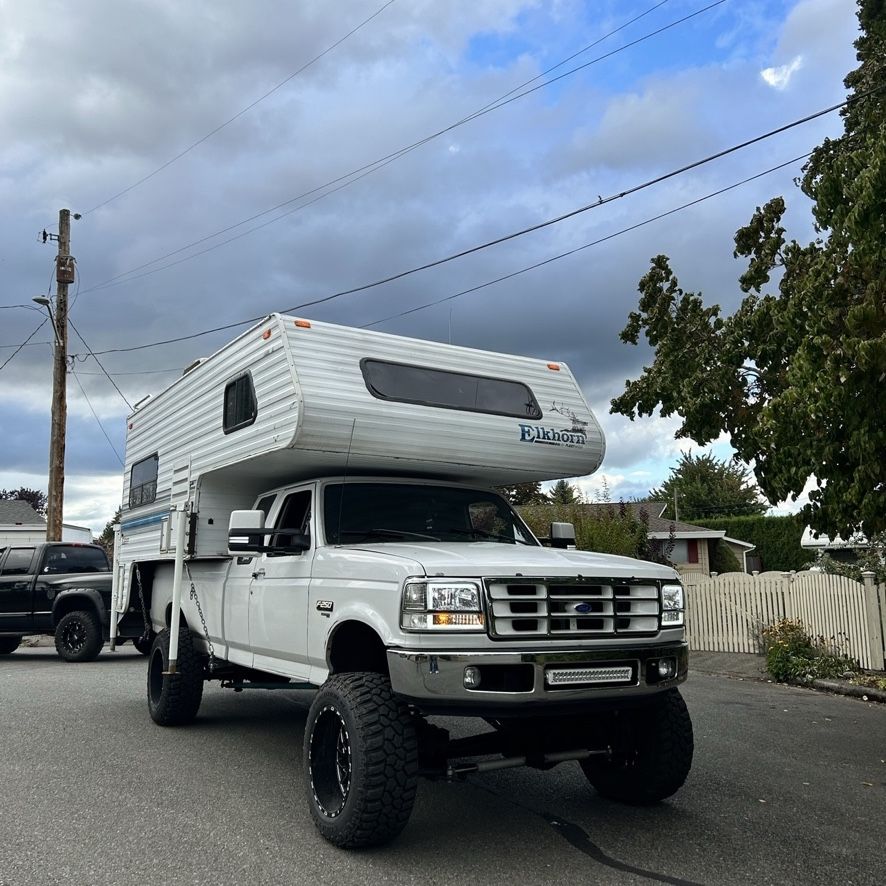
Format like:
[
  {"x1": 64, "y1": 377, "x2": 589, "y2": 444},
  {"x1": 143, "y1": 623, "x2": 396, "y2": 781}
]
[
  {"x1": 464, "y1": 666, "x2": 481, "y2": 689},
  {"x1": 657, "y1": 658, "x2": 676, "y2": 679}
]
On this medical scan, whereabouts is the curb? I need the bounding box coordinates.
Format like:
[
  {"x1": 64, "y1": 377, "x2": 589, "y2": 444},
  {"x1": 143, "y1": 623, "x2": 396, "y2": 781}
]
[{"x1": 810, "y1": 678, "x2": 886, "y2": 704}]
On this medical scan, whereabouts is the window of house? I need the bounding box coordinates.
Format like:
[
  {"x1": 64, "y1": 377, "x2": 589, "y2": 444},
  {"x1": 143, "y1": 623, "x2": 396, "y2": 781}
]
[
  {"x1": 687, "y1": 539, "x2": 699, "y2": 564},
  {"x1": 223, "y1": 373, "x2": 257, "y2": 434},
  {"x1": 129, "y1": 454, "x2": 159, "y2": 508},
  {"x1": 360, "y1": 359, "x2": 542, "y2": 419}
]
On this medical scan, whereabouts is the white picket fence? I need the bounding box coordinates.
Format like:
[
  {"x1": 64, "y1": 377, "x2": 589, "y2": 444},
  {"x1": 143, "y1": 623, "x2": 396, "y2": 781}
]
[{"x1": 683, "y1": 570, "x2": 886, "y2": 670}]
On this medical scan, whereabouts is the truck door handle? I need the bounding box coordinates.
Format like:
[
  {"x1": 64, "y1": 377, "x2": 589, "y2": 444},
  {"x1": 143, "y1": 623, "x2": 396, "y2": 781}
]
[{"x1": 252, "y1": 569, "x2": 265, "y2": 579}]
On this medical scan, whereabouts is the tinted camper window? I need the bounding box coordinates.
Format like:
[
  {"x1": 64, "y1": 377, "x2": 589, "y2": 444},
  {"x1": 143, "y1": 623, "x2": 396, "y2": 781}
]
[
  {"x1": 223, "y1": 373, "x2": 257, "y2": 433},
  {"x1": 361, "y1": 359, "x2": 542, "y2": 419},
  {"x1": 129, "y1": 454, "x2": 158, "y2": 508}
]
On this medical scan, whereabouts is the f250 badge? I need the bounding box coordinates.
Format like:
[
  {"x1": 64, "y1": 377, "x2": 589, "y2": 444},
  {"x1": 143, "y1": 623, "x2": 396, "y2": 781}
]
[{"x1": 316, "y1": 600, "x2": 334, "y2": 614}]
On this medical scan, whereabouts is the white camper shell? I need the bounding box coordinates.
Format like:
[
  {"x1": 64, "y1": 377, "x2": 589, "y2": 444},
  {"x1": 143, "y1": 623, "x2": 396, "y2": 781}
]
[{"x1": 118, "y1": 313, "x2": 604, "y2": 564}]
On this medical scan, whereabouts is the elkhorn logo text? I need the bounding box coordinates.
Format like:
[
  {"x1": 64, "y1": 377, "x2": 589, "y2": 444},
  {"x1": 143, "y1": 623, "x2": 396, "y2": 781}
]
[{"x1": 519, "y1": 424, "x2": 587, "y2": 447}]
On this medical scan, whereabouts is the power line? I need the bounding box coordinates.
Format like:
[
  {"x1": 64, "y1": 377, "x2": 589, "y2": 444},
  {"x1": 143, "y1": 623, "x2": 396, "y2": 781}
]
[
  {"x1": 78, "y1": 0, "x2": 720, "y2": 296},
  {"x1": 0, "y1": 319, "x2": 49, "y2": 371},
  {"x1": 82, "y1": 0, "x2": 399, "y2": 216},
  {"x1": 361, "y1": 153, "x2": 811, "y2": 329},
  {"x1": 71, "y1": 370, "x2": 124, "y2": 465},
  {"x1": 67, "y1": 318, "x2": 133, "y2": 409},
  {"x1": 0, "y1": 304, "x2": 41, "y2": 311},
  {"x1": 72, "y1": 83, "x2": 883, "y2": 362},
  {"x1": 276, "y1": 93, "x2": 863, "y2": 316}
]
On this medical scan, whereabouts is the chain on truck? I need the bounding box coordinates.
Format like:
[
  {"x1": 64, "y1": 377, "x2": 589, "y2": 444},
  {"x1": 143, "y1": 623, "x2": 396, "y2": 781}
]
[{"x1": 110, "y1": 314, "x2": 693, "y2": 849}]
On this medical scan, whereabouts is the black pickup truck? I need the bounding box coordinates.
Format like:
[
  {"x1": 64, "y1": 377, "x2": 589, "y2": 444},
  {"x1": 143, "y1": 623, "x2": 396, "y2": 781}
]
[{"x1": 0, "y1": 542, "x2": 147, "y2": 662}]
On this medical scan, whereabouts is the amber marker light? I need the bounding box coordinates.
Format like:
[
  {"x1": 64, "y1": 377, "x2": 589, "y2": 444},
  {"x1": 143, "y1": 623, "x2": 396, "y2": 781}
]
[
  {"x1": 547, "y1": 362, "x2": 560, "y2": 371},
  {"x1": 294, "y1": 319, "x2": 312, "y2": 328},
  {"x1": 262, "y1": 329, "x2": 272, "y2": 340}
]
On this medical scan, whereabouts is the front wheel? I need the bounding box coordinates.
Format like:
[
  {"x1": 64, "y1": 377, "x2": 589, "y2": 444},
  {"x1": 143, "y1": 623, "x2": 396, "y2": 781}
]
[
  {"x1": 147, "y1": 626, "x2": 204, "y2": 726},
  {"x1": 55, "y1": 610, "x2": 103, "y2": 662},
  {"x1": 0, "y1": 635, "x2": 22, "y2": 655},
  {"x1": 304, "y1": 672, "x2": 418, "y2": 848},
  {"x1": 581, "y1": 689, "x2": 694, "y2": 805}
]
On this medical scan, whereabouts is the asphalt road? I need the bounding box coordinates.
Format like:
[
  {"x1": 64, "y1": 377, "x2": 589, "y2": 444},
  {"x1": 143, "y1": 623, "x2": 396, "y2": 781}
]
[{"x1": 1, "y1": 648, "x2": 883, "y2": 886}]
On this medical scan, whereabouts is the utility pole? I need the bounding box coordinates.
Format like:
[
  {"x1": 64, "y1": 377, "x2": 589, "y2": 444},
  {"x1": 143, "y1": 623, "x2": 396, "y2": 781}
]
[
  {"x1": 45, "y1": 209, "x2": 75, "y2": 542},
  {"x1": 673, "y1": 488, "x2": 679, "y2": 523}
]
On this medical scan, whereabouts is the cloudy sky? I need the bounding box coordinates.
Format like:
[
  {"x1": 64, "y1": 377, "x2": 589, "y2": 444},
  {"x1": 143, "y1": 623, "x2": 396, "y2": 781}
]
[{"x1": 0, "y1": 0, "x2": 859, "y2": 533}]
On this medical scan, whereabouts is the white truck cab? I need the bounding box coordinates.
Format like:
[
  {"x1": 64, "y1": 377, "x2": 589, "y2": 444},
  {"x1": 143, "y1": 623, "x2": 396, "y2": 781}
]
[{"x1": 111, "y1": 316, "x2": 692, "y2": 848}]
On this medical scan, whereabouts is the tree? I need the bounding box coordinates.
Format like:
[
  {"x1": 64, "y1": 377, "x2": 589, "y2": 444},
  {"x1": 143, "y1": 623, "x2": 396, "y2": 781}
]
[
  {"x1": 549, "y1": 479, "x2": 579, "y2": 504},
  {"x1": 648, "y1": 451, "x2": 767, "y2": 522},
  {"x1": 611, "y1": 0, "x2": 886, "y2": 538},
  {"x1": 0, "y1": 487, "x2": 48, "y2": 517},
  {"x1": 496, "y1": 482, "x2": 547, "y2": 506},
  {"x1": 97, "y1": 507, "x2": 121, "y2": 557}
]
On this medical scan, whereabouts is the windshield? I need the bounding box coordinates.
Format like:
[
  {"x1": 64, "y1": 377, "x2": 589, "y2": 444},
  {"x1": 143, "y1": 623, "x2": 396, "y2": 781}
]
[{"x1": 323, "y1": 483, "x2": 538, "y2": 547}]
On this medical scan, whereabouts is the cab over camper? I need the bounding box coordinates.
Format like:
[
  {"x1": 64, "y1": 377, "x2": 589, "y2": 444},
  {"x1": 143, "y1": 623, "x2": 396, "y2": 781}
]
[{"x1": 111, "y1": 314, "x2": 692, "y2": 848}]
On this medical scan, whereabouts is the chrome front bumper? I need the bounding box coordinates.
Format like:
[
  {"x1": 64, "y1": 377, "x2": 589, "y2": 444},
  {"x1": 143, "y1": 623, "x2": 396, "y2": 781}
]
[{"x1": 386, "y1": 642, "x2": 688, "y2": 714}]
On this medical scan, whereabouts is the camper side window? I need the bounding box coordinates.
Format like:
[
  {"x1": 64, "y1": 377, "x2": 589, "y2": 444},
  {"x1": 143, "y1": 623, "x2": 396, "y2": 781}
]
[
  {"x1": 129, "y1": 454, "x2": 158, "y2": 508},
  {"x1": 360, "y1": 359, "x2": 542, "y2": 420},
  {"x1": 223, "y1": 373, "x2": 257, "y2": 434}
]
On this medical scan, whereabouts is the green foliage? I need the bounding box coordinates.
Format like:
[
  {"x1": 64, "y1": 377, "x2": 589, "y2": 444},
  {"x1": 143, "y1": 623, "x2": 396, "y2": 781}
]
[
  {"x1": 0, "y1": 487, "x2": 47, "y2": 517},
  {"x1": 703, "y1": 514, "x2": 806, "y2": 572},
  {"x1": 548, "y1": 479, "x2": 578, "y2": 504},
  {"x1": 611, "y1": 1, "x2": 886, "y2": 538},
  {"x1": 762, "y1": 618, "x2": 858, "y2": 684},
  {"x1": 496, "y1": 482, "x2": 547, "y2": 506},
  {"x1": 649, "y1": 451, "x2": 766, "y2": 521},
  {"x1": 709, "y1": 539, "x2": 741, "y2": 574},
  {"x1": 97, "y1": 507, "x2": 121, "y2": 557},
  {"x1": 520, "y1": 502, "x2": 670, "y2": 563}
]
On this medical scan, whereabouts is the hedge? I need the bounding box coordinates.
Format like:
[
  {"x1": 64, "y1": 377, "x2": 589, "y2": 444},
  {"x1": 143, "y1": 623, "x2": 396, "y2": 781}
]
[{"x1": 702, "y1": 514, "x2": 807, "y2": 572}]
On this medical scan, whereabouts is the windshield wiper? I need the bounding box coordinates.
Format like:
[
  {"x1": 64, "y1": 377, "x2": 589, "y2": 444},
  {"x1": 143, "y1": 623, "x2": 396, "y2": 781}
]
[
  {"x1": 445, "y1": 528, "x2": 534, "y2": 546},
  {"x1": 339, "y1": 528, "x2": 441, "y2": 542}
]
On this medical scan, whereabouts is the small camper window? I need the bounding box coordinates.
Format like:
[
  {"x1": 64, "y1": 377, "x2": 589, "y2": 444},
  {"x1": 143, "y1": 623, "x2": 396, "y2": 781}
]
[
  {"x1": 129, "y1": 454, "x2": 158, "y2": 508},
  {"x1": 223, "y1": 373, "x2": 257, "y2": 434},
  {"x1": 360, "y1": 359, "x2": 542, "y2": 419}
]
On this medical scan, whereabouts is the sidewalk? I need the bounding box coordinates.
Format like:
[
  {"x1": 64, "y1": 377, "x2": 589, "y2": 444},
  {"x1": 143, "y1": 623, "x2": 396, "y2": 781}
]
[{"x1": 690, "y1": 649, "x2": 886, "y2": 703}]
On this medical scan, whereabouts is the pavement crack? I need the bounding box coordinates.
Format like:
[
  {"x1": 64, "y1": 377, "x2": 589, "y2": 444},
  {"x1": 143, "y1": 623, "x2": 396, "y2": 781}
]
[{"x1": 467, "y1": 779, "x2": 705, "y2": 886}]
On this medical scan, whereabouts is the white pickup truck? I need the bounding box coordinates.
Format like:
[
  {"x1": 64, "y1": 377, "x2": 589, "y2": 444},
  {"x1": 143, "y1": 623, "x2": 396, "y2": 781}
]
[{"x1": 112, "y1": 315, "x2": 692, "y2": 848}]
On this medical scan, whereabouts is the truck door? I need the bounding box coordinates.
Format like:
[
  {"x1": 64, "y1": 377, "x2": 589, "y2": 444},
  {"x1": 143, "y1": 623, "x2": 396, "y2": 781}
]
[
  {"x1": 249, "y1": 486, "x2": 314, "y2": 680},
  {"x1": 0, "y1": 547, "x2": 37, "y2": 631}
]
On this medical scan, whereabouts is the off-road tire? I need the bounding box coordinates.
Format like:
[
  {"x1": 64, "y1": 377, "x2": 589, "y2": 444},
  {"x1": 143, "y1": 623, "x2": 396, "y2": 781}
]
[
  {"x1": 304, "y1": 672, "x2": 418, "y2": 848},
  {"x1": 147, "y1": 626, "x2": 204, "y2": 726},
  {"x1": 55, "y1": 609, "x2": 103, "y2": 662},
  {"x1": 581, "y1": 689, "x2": 693, "y2": 805},
  {"x1": 0, "y1": 635, "x2": 22, "y2": 655},
  {"x1": 133, "y1": 633, "x2": 154, "y2": 655}
]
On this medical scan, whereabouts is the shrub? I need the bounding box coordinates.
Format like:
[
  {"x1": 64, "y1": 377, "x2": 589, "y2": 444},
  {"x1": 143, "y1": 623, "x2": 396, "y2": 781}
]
[
  {"x1": 710, "y1": 539, "x2": 741, "y2": 574},
  {"x1": 761, "y1": 618, "x2": 858, "y2": 683}
]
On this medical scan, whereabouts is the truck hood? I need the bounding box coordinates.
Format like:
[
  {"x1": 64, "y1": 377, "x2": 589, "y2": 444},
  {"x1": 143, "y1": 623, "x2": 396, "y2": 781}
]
[{"x1": 343, "y1": 542, "x2": 678, "y2": 580}]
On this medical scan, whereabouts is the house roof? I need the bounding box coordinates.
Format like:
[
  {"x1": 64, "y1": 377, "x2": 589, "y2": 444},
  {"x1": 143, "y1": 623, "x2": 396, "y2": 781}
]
[
  {"x1": 0, "y1": 500, "x2": 45, "y2": 526},
  {"x1": 579, "y1": 502, "x2": 725, "y2": 538}
]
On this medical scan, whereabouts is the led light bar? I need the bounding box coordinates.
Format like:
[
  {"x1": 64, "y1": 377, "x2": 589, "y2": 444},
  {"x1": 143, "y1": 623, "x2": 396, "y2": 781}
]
[{"x1": 545, "y1": 666, "x2": 634, "y2": 686}]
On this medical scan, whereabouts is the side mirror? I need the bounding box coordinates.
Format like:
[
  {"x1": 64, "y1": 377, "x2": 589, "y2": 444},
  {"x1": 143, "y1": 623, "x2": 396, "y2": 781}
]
[
  {"x1": 228, "y1": 510, "x2": 311, "y2": 556},
  {"x1": 550, "y1": 522, "x2": 576, "y2": 550},
  {"x1": 228, "y1": 510, "x2": 266, "y2": 555}
]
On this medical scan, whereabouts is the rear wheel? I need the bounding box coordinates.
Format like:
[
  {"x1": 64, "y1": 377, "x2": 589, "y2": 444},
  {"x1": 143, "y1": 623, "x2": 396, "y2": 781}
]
[
  {"x1": 304, "y1": 672, "x2": 418, "y2": 848},
  {"x1": 0, "y1": 635, "x2": 22, "y2": 655},
  {"x1": 147, "y1": 626, "x2": 204, "y2": 726},
  {"x1": 55, "y1": 610, "x2": 103, "y2": 662},
  {"x1": 581, "y1": 689, "x2": 693, "y2": 805}
]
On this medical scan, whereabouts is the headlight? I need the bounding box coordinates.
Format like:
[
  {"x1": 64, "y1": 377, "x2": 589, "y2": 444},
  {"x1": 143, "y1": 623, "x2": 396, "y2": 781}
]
[
  {"x1": 661, "y1": 583, "x2": 685, "y2": 626},
  {"x1": 401, "y1": 579, "x2": 485, "y2": 631}
]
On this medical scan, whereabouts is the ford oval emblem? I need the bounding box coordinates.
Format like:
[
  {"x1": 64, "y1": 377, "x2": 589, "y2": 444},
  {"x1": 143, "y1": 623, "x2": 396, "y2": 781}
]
[{"x1": 573, "y1": 602, "x2": 592, "y2": 613}]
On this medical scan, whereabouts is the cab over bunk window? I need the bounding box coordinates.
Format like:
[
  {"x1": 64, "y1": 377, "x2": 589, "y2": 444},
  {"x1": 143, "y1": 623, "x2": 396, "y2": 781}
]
[
  {"x1": 223, "y1": 373, "x2": 257, "y2": 434},
  {"x1": 360, "y1": 359, "x2": 542, "y2": 420},
  {"x1": 129, "y1": 454, "x2": 158, "y2": 508}
]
